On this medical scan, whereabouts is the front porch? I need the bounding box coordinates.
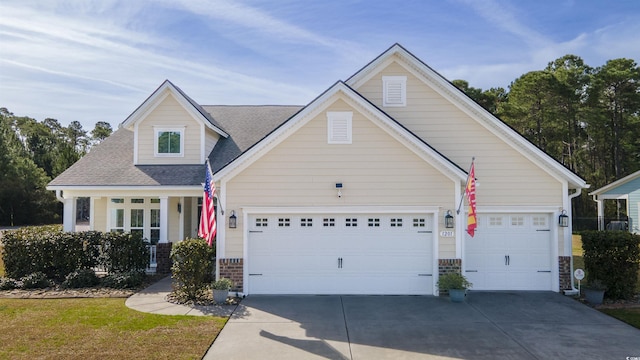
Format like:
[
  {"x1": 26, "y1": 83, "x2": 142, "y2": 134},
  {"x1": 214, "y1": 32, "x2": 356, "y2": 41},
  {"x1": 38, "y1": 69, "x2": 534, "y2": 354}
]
[{"x1": 56, "y1": 189, "x2": 205, "y2": 274}]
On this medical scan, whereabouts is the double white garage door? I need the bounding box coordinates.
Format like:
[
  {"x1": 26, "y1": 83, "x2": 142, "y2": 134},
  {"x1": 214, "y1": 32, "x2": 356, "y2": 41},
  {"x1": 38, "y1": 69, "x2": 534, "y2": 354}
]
[
  {"x1": 248, "y1": 213, "x2": 434, "y2": 295},
  {"x1": 464, "y1": 213, "x2": 553, "y2": 291}
]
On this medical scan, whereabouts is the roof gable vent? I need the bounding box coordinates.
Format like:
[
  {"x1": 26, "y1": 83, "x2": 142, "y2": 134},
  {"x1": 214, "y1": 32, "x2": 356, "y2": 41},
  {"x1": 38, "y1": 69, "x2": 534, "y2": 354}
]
[
  {"x1": 383, "y1": 76, "x2": 407, "y2": 107},
  {"x1": 327, "y1": 111, "x2": 352, "y2": 144}
]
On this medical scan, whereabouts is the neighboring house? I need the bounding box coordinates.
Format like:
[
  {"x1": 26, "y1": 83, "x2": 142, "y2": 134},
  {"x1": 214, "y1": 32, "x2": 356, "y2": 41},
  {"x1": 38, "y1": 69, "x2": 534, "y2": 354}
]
[
  {"x1": 589, "y1": 170, "x2": 640, "y2": 234},
  {"x1": 48, "y1": 44, "x2": 587, "y2": 295}
]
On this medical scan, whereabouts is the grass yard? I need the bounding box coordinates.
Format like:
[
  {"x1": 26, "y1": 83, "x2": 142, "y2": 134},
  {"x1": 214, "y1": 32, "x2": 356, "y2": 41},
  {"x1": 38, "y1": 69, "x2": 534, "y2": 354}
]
[
  {"x1": 0, "y1": 298, "x2": 227, "y2": 360},
  {"x1": 600, "y1": 308, "x2": 640, "y2": 329}
]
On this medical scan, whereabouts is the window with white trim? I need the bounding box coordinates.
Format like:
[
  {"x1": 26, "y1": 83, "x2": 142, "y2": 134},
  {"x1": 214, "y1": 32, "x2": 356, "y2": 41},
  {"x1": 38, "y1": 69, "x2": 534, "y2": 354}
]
[
  {"x1": 154, "y1": 127, "x2": 184, "y2": 157},
  {"x1": 108, "y1": 197, "x2": 160, "y2": 242},
  {"x1": 327, "y1": 111, "x2": 352, "y2": 144},
  {"x1": 383, "y1": 76, "x2": 407, "y2": 107}
]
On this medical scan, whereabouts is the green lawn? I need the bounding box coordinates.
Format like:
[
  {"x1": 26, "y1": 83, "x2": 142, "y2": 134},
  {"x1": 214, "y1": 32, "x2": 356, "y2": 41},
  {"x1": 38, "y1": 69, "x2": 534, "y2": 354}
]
[
  {"x1": 600, "y1": 308, "x2": 640, "y2": 329},
  {"x1": 0, "y1": 298, "x2": 227, "y2": 359}
]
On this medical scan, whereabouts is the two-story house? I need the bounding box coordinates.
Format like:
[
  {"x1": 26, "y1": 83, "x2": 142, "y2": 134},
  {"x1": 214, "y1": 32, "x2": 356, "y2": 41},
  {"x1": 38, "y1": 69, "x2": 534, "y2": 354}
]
[{"x1": 48, "y1": 44, "x2": 587, "y2": 295}]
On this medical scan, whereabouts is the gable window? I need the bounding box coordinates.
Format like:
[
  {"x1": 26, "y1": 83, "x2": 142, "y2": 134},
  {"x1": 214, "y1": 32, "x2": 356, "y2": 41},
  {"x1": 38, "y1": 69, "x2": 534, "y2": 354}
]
[
  {"x1": 382, "y1": 76, "x2": 407, "y2": 107},
  {"x1": 154, "y1": 128, "x2": 184, "y2": 157},
  {"x1": 327, "y1": 111, "x2": 352, "y2": 144}
]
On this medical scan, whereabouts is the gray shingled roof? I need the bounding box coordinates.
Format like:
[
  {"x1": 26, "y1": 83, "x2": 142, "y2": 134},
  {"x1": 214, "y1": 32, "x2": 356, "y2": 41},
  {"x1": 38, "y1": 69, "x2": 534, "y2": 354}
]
[
  {"x1": 205, "y1": 105, "x2": 303, "y2": 172},
  {"x1": 49, "y1": 105, "x2": 302, "y2": 187},
  {"x1": 48, "y1": 129, "x2": 204, "y2": 186}
]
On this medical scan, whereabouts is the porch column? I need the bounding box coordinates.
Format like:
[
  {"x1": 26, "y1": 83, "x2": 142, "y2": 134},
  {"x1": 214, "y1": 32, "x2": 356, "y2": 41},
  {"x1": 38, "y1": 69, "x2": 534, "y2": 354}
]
[
  {"x1": 159, "y1": 196, "x2": 169, "y2": 243},
  {"x1": 63, "y1": 196, "x2": 76, "y2": 232},
  {"x1": 89, "y1": 197, "x2": 99, "y2": 231},
  {"x1": 596, "y1": 198, "x2": 604, "y2": 230}
]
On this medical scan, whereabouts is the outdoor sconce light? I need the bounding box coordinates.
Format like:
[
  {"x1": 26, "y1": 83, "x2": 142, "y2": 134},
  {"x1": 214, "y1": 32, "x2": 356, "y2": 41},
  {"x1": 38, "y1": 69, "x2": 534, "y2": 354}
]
[
  {"x1": 336, "y1": 183, "x2": 343, "y2": 198},
  {"x1": 177, "y1": 203, "x2": 182, "y2": 214},
  {"x1": 229, "y1": 210, "x2": 237, "y2": 229},
  {"x1": 558, "y1": 210, "x2": 569, "y2": 227},
  {"x1": 444, "y1": 210, "x2": 454, "y2": 228}
]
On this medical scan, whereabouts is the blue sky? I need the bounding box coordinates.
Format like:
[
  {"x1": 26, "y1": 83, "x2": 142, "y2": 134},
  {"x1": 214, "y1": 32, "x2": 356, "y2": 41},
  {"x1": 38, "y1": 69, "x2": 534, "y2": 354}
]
[{"x1": 1, "y1": 0, "x2": 638, "y2": 131}]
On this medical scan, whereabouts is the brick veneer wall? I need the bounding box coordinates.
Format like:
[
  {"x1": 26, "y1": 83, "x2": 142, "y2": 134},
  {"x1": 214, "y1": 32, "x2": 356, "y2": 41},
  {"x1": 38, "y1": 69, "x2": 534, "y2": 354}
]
[
  {"x1": 559, "y1": 256, "x2": 572, "y2": 290},
  {"x1": 438, "y1": 258, "x2": 462, "y2": 296},
  {"x1": 156, "y1": 243, "x2": 173, "y2": 275},
  {"x1": 219, "y1": 258, "x2": 244, "y2": 293}
]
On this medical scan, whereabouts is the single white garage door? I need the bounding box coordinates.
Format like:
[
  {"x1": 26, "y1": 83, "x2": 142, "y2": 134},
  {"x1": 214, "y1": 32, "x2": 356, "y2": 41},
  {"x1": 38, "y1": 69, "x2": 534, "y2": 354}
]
[
  {"x1": 248, "y1": 213, "x2": 434, "y2": 295},
  {"x1": 464, "y1": 213, "x2": 553, "y2": 290}
]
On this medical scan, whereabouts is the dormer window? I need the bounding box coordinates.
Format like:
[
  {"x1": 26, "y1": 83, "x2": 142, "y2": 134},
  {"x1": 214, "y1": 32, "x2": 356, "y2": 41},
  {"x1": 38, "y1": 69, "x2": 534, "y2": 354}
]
[
  {"x1": 154, "y1": 127, "x2": 184, "y2": 157},
  {"x1": 382, "y1": 76, "x2": 407, "y2": 107}
]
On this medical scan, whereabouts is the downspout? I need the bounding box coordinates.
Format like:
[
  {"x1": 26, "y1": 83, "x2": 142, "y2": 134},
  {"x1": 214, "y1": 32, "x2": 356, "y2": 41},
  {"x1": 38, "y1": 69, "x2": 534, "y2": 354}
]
[
  {"x1": 55, "y1": 190, "x2": 65, "y2": 203},
  {"x1": 566, "y1": 188, "x2": 583, "y2": 295}
]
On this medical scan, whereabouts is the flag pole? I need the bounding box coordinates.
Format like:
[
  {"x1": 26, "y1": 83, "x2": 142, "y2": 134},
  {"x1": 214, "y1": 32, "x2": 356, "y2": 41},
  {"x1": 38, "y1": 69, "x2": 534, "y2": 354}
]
[
  {"x1": 456, "y1": 157, "x2": 475, "y2": 215},
  {"x1": 206, "y1": 159, "x2": 224, "y2": 215}
]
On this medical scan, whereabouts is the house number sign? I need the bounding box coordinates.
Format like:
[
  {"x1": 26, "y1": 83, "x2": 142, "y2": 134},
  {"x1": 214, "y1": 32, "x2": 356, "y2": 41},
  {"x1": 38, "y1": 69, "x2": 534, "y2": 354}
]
[
  {"x1": 574, "y1": 268, "x2": 585, "y2": 281},
  {"x1": 440, "y1": 231, "x2": 455, "y2": 238}
]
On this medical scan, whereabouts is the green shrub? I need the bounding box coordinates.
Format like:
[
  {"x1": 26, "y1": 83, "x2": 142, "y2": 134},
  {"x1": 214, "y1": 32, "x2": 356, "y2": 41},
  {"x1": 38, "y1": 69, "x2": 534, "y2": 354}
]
[
  {"x1": 21, "y1": 272, "x2": 51, "y2": 289},
  {"x1": 437, "y1": 273, "x2": 473, "y2": 290},
  {"x1": 102, "y1": 270, "x2": 146, "y2": 289},
  {"x1": 581, "y1": 230, "x2": 640, "y2": 300},
  {"x1": 212, "y1": 277, "x2": 233, "y2": 290},
  {"x1": 2, "y1": 226, "x2": 99, "y2": 281},
  {"x1": 0, "y1": 277, "x2": 19, "y2": 290},
  {"x1": 97, "y1": 232, "x2": 149, "y2": 273},
  {"x1": 171, "y1": 238, "x2": 215, "y2": 301},
  {"x1": 1, "y1": 226, "x2": 148, "y2": 282},
  {"x1": 61, "y1": 269, "x2": 100, "y2": 289}
]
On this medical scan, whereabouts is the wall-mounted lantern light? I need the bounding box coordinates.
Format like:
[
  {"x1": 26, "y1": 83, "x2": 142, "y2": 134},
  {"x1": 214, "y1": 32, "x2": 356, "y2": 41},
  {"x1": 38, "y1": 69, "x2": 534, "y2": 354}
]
[
  {"x1": 177, "y1": 203, "x2": 182, "y2": 214},
  {"x1": 229, "y1": 210, "x2": 237, "y2": 229},
  {"x1": 336, "y1": 183, "x2": 343, "y2": 198},
  {"x1": 445, "y1": 210, "x2": 454, "y2": 228},
  {"x1": 558, "y1": 210, "x2": 569, "y2": 227}
]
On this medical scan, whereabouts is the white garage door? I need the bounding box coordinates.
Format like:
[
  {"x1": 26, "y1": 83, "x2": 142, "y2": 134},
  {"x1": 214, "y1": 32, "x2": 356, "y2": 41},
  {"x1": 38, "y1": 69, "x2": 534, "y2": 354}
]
[
  {"x1": 464, "y1": 213, "x2": 553, "y2": 291},
  {"x1": 248, "y1": 213, "x2": 434, "y2": 295}
]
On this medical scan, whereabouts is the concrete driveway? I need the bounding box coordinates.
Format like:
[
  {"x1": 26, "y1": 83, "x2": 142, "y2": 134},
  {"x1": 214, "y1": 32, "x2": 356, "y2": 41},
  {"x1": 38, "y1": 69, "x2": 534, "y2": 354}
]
[{"x1": 204, "y1": 292, "x2": 640, "y2": 359}]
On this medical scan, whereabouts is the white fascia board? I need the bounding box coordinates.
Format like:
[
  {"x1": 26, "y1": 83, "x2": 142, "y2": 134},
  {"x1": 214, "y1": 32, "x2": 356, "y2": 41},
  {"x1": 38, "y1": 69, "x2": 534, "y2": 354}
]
[
  {"x1": 347, "y1": 45, "x2": 587, "y2": 189},
  {"x1": 214, "y1": 82, "x2": 467, "y2": 184}
]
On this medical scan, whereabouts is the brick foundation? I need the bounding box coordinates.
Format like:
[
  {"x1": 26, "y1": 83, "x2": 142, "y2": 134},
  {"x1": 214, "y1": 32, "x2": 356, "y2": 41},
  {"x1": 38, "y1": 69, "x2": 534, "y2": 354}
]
[
  {"x1": 156, "y1": 243, "x2": 173, "y2": 275},
  {"x1": 438, "y1": 259, "x2": 462, "y2": 296},
  {"x1": 559, "y1": 256, "x2": 572, "y2": 290},
  {"x1": 219, "y1": 258, "x2": 244, "y2": 293}
]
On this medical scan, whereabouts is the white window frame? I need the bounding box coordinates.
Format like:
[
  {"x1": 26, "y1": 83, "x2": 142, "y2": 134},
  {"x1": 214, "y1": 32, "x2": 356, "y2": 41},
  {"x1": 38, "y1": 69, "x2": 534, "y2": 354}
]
[
  {"x1": 382, "y1": 76, "x2": 407, "y2": 107},
  {"x1": 154, "y1": 127, "x2": 185, "y2": 157},
  {"x1": 107, "y1": 197, "x2": 161, "y2": 242},
  {"x1": 327, "y1": 111, "x2": 352, "y2": 144}
]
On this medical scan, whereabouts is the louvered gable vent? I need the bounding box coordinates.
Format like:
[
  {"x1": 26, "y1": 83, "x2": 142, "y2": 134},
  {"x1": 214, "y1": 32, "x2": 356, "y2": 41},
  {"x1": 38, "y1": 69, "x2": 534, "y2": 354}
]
[
  {"x1": 383, "y1": 76, "x2": 407, "y2": 107},
  {"x1": 327, "y1": 111, "x2": 353, "y2": 144}
]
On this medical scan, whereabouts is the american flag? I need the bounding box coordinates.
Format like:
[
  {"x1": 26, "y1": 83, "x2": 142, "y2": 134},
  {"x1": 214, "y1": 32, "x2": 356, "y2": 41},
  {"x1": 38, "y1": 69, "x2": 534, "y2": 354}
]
[{"x1": 198, "y1": 160, "x2": 217, "y2": 246}]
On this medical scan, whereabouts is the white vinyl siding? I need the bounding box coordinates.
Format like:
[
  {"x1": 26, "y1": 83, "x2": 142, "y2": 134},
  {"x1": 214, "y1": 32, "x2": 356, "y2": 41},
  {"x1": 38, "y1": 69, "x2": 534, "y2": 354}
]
[
  {"x1": 355, "y1": 59, "x2": 563, "y2": 207},
  {"x1": 224, "y1": 98, "x2": 455, "y2": 258},
  {"x1": 136, "y1": 94, "x2": 202, "y2": 164}
]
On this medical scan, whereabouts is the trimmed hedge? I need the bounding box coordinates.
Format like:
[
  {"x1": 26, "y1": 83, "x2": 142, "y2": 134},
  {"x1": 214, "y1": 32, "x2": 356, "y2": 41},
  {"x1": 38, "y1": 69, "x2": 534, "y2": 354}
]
[
  {"x1": 1, "y1": 226, "x2": 149, "y2": 282},
  {"x1": 581, "y1": 230, "x2": 640, "y2": 300},
  {"x1": 170, "y1": 238, "x2": 215, "y2": 301}
]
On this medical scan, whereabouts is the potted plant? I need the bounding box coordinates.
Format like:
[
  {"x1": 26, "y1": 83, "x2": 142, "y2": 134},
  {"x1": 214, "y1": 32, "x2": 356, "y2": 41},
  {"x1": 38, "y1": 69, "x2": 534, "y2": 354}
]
[
  {"x1": 437, "y1": 273, "x2": 472, "y2": 302},
  {"x1": 583, "y1": 279, "x2": 606, "y2": 305},
  {"x1": 212, "y1": 278, "x2": 233, "y2": 304}
]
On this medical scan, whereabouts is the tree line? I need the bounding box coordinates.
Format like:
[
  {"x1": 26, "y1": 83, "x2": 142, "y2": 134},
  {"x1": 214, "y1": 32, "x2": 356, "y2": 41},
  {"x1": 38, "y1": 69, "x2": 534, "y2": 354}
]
[
  {"x1": 452, "y1": 55, "x2": 640, "y2": 222},
  {"x1": 1, "y1": 54, "x2": 638, "y2": 226},
  {"x1": 0, "y1": 108, "x2": 112, "y2": 225}
]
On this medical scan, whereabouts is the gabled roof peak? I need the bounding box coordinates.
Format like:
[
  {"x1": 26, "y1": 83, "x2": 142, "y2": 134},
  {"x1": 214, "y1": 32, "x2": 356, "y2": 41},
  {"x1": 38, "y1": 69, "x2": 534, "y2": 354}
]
[{"x1": 120, "y1": 80, "x2": 228, "y2": 138}]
